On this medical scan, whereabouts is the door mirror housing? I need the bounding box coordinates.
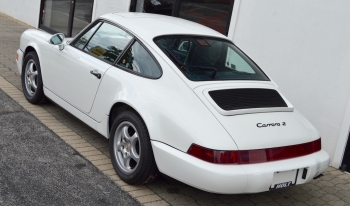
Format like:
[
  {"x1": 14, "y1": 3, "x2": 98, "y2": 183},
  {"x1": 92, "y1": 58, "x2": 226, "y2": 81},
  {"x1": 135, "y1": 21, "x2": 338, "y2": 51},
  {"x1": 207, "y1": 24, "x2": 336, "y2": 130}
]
[{"x1": 49, "y1": 33, "x2": 65, "y2": 50}]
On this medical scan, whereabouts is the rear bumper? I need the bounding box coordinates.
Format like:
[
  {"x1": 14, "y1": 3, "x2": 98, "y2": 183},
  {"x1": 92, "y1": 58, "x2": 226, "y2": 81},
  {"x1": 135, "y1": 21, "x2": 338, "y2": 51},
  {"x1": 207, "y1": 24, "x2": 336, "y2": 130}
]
[
  {"x1": 16, "y1": 49, "x2": 24, "y2": 75},
  {"x1": 151, "y1": 141, "x2": 330, "y2": 194}
]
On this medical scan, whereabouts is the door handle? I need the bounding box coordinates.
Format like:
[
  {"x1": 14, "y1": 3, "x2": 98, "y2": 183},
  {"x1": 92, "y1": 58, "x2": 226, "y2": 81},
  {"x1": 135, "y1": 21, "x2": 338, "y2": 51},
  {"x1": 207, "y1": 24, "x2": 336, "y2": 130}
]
[{"x1": 90, "y1": 70, "x2": 101, "y2": 79}]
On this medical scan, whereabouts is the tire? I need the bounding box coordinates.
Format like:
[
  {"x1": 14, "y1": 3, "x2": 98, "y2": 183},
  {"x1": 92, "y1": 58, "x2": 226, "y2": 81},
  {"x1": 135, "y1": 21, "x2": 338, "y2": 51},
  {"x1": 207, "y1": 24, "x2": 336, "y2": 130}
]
[
  {"x1": 21, "y1": 51, "x2": 46, "y2": 104},
  {"x1": 109, "y1": 110, "x2": 158, "y2": 184}
]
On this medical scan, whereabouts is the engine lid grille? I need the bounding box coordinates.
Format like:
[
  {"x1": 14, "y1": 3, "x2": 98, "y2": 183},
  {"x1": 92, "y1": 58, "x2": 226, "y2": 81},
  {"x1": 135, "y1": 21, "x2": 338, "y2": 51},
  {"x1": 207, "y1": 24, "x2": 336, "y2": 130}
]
[{"x1": 208, "y1": 88, "x2": 288, "y2": 111}]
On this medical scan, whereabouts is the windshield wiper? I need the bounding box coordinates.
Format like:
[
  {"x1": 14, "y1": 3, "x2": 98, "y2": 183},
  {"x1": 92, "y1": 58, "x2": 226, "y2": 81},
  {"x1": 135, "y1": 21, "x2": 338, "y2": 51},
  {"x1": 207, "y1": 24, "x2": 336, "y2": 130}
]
[{"x1": 164, "y1": 48, "x2": 217, "y2": 78}]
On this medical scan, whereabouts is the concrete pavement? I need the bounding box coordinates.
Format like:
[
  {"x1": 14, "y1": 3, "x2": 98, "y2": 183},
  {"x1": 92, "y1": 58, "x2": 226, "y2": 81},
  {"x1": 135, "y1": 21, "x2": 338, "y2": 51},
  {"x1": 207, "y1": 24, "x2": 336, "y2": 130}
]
[
  {"x1": 0, "y1": 88, "x2": 139, "y2": 205},
  {"x1": 1, "y1": 11, "x2": 350, "y2": 206}
]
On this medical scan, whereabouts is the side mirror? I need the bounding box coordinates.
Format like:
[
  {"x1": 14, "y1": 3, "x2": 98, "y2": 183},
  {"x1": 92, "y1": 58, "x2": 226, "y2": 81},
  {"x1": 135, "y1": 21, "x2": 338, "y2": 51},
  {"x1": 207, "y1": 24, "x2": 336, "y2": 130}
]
[{"x1": 49, "y1": 33, "x2": 65, "y2": 50}]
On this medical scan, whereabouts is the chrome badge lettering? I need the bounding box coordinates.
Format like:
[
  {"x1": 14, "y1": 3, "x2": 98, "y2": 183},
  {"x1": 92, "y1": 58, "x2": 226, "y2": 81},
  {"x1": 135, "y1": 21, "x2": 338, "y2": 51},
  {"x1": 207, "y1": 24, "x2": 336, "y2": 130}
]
[{"x1": 257, "y1": 122, "x2": 286, "y2": 128}]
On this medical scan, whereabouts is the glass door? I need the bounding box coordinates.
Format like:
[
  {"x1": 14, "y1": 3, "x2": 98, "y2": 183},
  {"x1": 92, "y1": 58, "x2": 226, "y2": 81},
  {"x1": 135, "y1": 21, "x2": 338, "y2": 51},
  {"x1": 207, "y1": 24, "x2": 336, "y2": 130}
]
[
  {"x1": 40, "y1": 0, "x2": 71, "y2": 35},
  {"x1": 40, "y1": 0, "x2": 94, "y2": 37},
  {"x1": 135, "y1": 0, "x2": 174, "y2": 16},
  {"x1": 131, "y1": 0, "x2": 234, "y2": 35},
  {"x1": 178, "y1": 0, "x2": 234, "y2": 35},
  {"x1": 71, "y1": 0, "x2": 94, "y2": 36}
]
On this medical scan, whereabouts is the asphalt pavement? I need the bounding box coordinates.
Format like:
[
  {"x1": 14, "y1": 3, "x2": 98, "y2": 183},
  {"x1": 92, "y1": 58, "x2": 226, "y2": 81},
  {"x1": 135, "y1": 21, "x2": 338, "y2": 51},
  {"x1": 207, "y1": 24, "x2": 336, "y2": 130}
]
[{"x1": 0, "y1": 89, "x2": 139, "y2": 206}]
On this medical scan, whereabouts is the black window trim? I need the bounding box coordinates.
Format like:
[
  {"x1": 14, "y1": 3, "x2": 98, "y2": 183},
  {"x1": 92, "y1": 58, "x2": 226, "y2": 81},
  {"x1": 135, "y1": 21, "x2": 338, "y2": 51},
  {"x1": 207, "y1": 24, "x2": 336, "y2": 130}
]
[
  {"x1": 153, "y1": 34, "x2": 269, "y2": 82},
  {"x1": 70, "y1": 19, "x2": 102, "y2": 48},
  {"x1": 70, "y1": 20, "x2": 103, "y2": 51}
]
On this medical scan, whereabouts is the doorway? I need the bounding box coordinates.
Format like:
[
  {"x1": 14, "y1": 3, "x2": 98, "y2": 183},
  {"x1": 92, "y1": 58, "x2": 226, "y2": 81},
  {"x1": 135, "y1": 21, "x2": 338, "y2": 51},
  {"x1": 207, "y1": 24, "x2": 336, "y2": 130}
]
[
  {"x1": 39, "y1": 0, "x2": 94, "y2": 37},
  {"x1": 341, "y1": 133, "x2": 350, "y2": 173}
]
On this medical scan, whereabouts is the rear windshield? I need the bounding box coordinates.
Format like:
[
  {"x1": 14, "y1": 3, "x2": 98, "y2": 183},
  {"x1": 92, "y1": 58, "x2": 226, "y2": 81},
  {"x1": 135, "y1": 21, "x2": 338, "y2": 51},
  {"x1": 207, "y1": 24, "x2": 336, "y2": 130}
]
[{"x1": 154, "y1": 36, "x2": 269, "y2": 81}]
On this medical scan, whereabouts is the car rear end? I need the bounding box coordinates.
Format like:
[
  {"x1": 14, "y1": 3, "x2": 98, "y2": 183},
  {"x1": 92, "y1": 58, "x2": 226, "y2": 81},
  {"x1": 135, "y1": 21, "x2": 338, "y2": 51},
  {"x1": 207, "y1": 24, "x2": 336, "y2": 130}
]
[{"x1": 151, "y1": 35, "x2": 330, "y2": 194}]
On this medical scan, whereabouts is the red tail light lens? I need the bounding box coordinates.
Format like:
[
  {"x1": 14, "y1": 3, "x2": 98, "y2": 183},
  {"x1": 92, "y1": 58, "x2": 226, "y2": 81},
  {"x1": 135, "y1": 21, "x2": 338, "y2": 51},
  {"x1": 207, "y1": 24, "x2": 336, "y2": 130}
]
[
  {"x1": 187, "y1": 144, "x2": 238, "y2": 164},
  {"x1": 187, "y1": 138, "x2": 321, "y2": 164}
]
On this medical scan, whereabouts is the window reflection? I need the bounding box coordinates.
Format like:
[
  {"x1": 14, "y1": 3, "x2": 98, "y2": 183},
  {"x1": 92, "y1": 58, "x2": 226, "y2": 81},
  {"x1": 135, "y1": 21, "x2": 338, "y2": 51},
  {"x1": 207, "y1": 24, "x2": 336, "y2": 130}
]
[
  {"x1": 135, "y1": 0, "x2": 234, "y2": 35},
  {"x1": 41, "y1": 0, "x2": 71, "y2": 34},
  {"x1": 179, "y1": 0, "x2": 233, "y2": 35},
  {"x1": 84, "y1": 23, "x2": 133, "y2": 63},
  {"x1": 118, "y1": 41, "x2": 161, "y2": 78},
  {"x1": 72, "y1": 0, "x2": 94, "y2": 36},
  {"x1": 144, "y1": 0, "x2": 174, "y2": 16},
  {"x1": 73, "y1": 22, "x2": 101, "y2": 50},
  {"x1": 135, "y1": 0, "x2": 174, "y2": 16},
  {"x1": 155, "y1": 36, "x2": 268, "y2": 81}
]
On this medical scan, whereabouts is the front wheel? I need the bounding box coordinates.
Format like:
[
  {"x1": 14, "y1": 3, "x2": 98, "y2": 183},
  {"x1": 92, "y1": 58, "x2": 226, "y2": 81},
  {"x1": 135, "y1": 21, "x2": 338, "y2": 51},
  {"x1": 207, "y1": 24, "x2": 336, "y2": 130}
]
[
  {"x1": 109, "y1": 110, "x2": 158, "y2": 184},
  {"x1": 21, "y1": 51, "x2": 46, "y2": 104}
]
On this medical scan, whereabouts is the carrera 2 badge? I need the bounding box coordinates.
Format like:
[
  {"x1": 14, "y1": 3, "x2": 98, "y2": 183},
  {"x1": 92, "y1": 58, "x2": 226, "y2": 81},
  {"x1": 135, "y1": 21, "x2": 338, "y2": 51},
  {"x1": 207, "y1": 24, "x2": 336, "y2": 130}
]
[{"x1": 257, "y1": 122, "x2": 286, "y2": 128}]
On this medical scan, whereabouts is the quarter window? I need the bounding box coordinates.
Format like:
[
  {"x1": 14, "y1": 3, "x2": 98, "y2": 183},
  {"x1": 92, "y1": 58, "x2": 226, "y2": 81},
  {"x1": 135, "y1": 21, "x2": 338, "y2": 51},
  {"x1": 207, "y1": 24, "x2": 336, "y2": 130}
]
[
  {"x1": 117, "y1": 41, "x2": 161, "y2": 78},
  {"x1": 72, "y1": 22, "x2": 102, "y2": 50},
  {"x1": 84, "y1": 23, "x2": 133, "y2": 63}
]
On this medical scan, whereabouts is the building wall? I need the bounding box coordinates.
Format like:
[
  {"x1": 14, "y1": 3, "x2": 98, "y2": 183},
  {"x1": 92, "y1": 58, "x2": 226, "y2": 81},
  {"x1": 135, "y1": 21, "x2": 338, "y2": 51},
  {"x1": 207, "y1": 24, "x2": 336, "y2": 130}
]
[
  {"x1": 92, "y1": 0, "x2": 130, "y2": 20},
  {"x1": 0, "y1": 0, "x2": 41, "y2": 27},
  {"x1": 230, "y1": 0, "x2": 350, "y2": 166}
]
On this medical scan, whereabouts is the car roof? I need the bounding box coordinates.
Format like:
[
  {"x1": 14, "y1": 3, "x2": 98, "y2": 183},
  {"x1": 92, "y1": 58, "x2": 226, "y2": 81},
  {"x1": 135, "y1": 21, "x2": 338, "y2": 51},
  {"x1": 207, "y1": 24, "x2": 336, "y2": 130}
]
[{"x1": 99, "y1": 13, "x2": 228, "y2": 42}]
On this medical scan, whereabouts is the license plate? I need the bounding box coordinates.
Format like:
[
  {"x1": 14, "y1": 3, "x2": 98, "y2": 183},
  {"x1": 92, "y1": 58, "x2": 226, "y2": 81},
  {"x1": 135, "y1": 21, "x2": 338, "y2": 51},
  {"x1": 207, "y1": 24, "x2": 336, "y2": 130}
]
[
  {"x1": 269, "y1": 169, "x2": 299, "y2": 190},
  {"x1": 274, "y1": 181, "x2": 292, "y2": 189}
]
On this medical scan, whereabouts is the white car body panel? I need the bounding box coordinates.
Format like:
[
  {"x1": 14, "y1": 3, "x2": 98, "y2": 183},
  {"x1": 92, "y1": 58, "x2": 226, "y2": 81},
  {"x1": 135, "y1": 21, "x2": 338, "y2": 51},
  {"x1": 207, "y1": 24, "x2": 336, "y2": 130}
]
[
  {"x1": 46, "y1": 44, "x2": 111, "y2": 113},
  {"x1": 152, "y1": 141, "x2": 329, "y2": 194},
  {"x1": 192, "y1": 82, "x2": 319, "y2": 150},
  {"x1": 89, "y1": 57, "x2": 238, "y2": 151},
  {"x1": 43, "y1": 87, "x2": 110, "y2": 137},
  {"x1": 18, "y1": 29, "x2": 54, "y2": 75},
  {"x1": 16, "y1": 12, "x2": 330, "y2": 194}
]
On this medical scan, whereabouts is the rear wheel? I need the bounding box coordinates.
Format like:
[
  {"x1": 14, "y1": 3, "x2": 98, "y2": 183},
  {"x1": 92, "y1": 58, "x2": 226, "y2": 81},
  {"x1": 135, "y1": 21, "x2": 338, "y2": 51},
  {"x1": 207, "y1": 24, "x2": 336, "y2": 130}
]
[
  {"x1": 109, "y1": 110, "x2": 158, "y2": 184},
  {"x1": 21, "y1": 51, "x2": 46, "y2": 104}
]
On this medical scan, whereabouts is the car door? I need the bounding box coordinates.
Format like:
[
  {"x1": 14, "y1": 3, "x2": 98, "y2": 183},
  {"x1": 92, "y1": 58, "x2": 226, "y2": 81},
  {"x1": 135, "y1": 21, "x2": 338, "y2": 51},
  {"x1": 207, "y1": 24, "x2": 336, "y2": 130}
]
[{"x1": 46, "y1": 21, "x2": 133, "y2": 114}]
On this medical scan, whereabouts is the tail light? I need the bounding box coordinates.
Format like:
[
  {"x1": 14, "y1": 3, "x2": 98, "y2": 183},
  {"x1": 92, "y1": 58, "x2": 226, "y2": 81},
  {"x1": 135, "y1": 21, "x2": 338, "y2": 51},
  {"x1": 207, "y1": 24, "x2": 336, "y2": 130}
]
[
  {"x1": 187, "y1": 144, "x2": 238, "y2": 164},
  {"x1": 187, "y1": 138, "x2": 321, "y2": 164}
]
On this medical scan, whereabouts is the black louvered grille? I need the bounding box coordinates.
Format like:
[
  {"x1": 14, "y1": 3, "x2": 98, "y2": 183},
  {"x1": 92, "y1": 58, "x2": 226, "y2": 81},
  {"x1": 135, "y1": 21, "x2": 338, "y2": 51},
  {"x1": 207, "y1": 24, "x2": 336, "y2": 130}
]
[{"x1": 208, "y1": 89, "x2": 287, "y2": 111}]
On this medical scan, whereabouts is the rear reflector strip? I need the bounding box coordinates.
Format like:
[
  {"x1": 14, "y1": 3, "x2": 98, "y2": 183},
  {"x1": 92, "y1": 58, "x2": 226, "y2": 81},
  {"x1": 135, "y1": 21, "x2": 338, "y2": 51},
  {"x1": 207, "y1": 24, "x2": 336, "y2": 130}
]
[{"x1": 187, "y1": 138, "x2": 321, "y2": 164}]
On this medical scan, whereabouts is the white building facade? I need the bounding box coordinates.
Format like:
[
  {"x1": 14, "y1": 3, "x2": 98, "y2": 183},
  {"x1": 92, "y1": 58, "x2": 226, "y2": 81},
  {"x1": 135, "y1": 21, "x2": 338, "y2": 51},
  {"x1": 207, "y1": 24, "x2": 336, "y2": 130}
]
[{"x1": 0, "y1": 0, "x2": 349, "y2": 171}]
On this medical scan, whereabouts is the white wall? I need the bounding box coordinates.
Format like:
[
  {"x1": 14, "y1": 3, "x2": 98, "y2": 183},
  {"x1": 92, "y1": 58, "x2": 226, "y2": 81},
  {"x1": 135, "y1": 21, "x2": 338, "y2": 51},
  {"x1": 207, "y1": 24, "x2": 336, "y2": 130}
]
[
  {"x1": 0, "y1": 0, "x2": 41, "y2": 27},
  {"x1": 92, "y1": 0, "x2": 130, "y2": 20},
  {"x1": 230, "y1": 0, "x2": 350, "y2": 166}
]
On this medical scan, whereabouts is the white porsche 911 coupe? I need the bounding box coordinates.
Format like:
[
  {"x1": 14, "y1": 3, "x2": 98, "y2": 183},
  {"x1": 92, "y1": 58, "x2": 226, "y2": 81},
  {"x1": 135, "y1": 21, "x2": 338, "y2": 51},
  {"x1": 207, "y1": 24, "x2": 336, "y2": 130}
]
[{"x1": 16, "y1": 12, "x2": 330, "y2": 194}]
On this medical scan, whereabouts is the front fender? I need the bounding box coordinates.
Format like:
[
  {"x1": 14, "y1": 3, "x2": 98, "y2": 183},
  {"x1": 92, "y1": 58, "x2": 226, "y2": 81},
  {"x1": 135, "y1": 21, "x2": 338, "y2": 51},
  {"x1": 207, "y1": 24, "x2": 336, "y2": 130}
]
[{"x1": 19, "y1": 29, "x2": 54, "y2": 85}]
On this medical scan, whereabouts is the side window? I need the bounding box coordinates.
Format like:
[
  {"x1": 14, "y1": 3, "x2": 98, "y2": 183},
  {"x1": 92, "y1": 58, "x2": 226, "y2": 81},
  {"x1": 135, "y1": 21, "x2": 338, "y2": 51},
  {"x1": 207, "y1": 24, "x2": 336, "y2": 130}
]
[
  {"x1": 117, "y1": 41, "x2": 161, "y2": 78},
  {"x1": 72, "y1": 22, "x2": 102, "y2": 50},
  {"x1": 84, "y1": 23, "x2": 133, "y2": 63},
  {"x1": 225, "y1": 47, "x2": 255, "y2": 73}
]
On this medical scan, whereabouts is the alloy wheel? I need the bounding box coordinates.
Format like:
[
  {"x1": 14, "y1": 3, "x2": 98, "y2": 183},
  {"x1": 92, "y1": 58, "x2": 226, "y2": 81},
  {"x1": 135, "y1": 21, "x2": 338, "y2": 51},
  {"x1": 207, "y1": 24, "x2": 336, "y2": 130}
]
[
  {"x1": 113, "y1": 121, "x2": 141, "y2": 174},
  {"x1": 24, "y1": 59, "x2": 38, "y2": 96}
]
